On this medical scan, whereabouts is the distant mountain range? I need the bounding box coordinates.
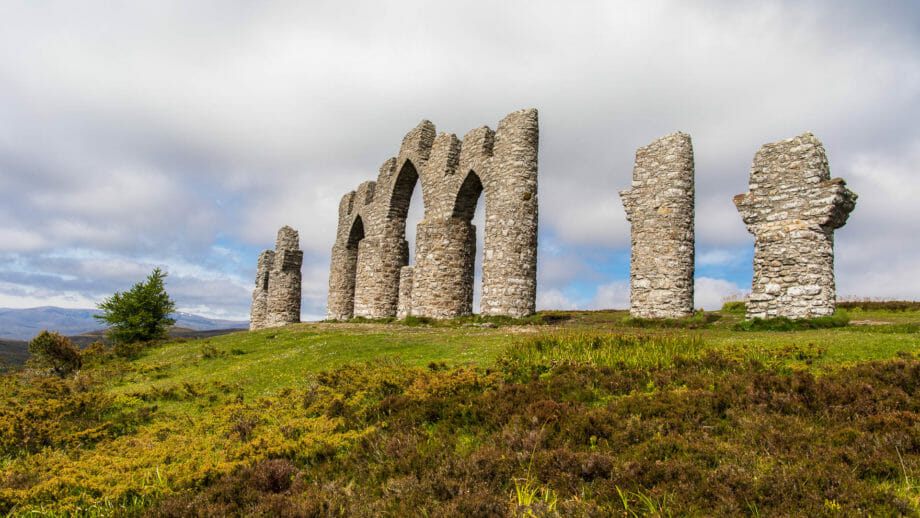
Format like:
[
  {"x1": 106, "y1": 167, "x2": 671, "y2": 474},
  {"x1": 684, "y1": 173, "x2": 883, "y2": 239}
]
[{"x1": 0, "y1": 306, "x2": 249, "y2": 341}]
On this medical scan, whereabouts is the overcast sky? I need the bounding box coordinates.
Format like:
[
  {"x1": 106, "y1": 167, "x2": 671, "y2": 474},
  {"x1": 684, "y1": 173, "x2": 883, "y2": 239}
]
[{"x1": 1, "y1": 1, "x2": 918, "y2": 320}]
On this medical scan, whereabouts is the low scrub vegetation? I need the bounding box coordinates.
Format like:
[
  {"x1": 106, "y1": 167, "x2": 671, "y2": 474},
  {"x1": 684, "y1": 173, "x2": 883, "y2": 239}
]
[
  {"x1": 341, "y1": 312, "x2": 568, "y2": 328},
  {"x1": 838, "y1": 299, "x2": 920, "y2": 312},
  {"x1": 1, "y1": 309, "x2": 919, "y2": 516},
  {"x1": 733, "y1": 312, "x2": 850, "y2": 332}
]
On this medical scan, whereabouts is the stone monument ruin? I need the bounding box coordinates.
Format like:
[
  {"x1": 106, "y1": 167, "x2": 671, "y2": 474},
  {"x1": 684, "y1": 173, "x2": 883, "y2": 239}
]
[
  {"x1": 734, "y1": 132, "x2": 857, "y2": 319},
  {"x1": 247, "y1": 118, "x2": 858, "y2": 328},
  {"x1": 619, "y1": 132, "x2": 695, "y2": 319},
  {"x1": 250, "y1": 226, "x2": 303, "y2": 330},
  {"x1": 326, "y1": 108, "x2": 539, "y2": 320}
]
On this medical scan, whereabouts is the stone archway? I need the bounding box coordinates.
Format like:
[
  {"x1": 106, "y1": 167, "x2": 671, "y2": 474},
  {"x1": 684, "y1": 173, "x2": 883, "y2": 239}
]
[
  {"x1": 409, "y1": 170, "x2": 483, "y2": 317},
  {"x1": 327, "y1": 109, "x2": 539, "y2": 321},
  {"x1": 352, "y1": 159, "x2": 422, "y2": 318}
]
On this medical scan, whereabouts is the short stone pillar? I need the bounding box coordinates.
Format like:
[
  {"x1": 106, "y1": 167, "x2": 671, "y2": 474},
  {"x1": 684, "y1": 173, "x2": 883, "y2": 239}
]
[
  {"x1": 249, "y1": 250, "x2": 275, "y2": 330},
  {"x1": 249, "y1": 226, "x2": 302, "y2": 330},
  {"x1": 411, "y1": 219, "x2": 476, "y2": 318},
  {"x1": 734, "y1": 132, "x2": 857, "y2": 319},
  {"x1": 396, "y1": 266, "x2": 414, "y2": 319},
  {"x1": 266, "y1": 226, "x2": 303, "y2": 327},
  {"x1": 619, "y1": 132, "x2": 695, "y2": 319}
]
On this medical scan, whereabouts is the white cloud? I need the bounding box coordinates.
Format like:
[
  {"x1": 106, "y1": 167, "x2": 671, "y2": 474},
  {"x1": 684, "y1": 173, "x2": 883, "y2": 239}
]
[
  {"x1": 537, "y1": 289, "x2": 578, "y2": 311},
  {"x1": 0, "y1": 282, "x2": 100, "y2": 309},
  {"x1": 589, "y1": 281, "x2": 630, "y2": 310},
  {"x1": 0, "y1": 228, "x2": 47, "y2": 253},
  {"x1": 0, "y1": 1, "x2": 918, "y2": 316},
  {"x1": 694, "y1": 277, "x2": 746, "y2": 311}
]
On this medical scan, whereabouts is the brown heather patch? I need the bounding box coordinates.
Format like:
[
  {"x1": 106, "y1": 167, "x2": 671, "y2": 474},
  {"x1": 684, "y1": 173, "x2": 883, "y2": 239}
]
[{"x1": 143, "y1": 352, "x2": 920, "y2": 517}]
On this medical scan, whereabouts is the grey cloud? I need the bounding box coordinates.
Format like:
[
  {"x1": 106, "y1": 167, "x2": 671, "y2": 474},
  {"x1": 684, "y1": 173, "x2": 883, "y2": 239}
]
[{"x1": 0, "y1": 1, "x2": 918, "y2": 316}]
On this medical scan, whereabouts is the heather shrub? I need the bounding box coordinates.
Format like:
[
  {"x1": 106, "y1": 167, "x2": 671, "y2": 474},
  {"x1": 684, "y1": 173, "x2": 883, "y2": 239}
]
[
  {"x1": 837, "y1": 299, "x2": 920, "y2": 312},
  {"x1": 138, "y1": 354, "x2": 920, "y2": 516},
  {"x1": 27, "y1": 330, "x2": 82, "y2": 377}
]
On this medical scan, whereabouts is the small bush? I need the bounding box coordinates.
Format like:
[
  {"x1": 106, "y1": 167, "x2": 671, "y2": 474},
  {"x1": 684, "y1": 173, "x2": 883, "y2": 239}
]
[
  {"x1": 80, "y1": 341, "x2": 111, "y2": 366},
  {"x1": 402, "y1": 315, "x2": 435, "y2": 326},
  {"x1": 113, "y1": 340, "x2": 147, "y2": 359},
  {"x1": 28, "y1": 330, "x2": 82, "y2": 377},
  {"x1": 720, "y1": 301, "x2": 746, "y2": 314}
]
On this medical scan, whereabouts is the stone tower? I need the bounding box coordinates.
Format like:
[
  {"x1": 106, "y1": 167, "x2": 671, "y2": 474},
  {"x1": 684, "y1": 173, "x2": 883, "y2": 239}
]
[
  {"x1": 734, "y1": 132, "x2": 857, "y2": 320},
  {"x1": 326, "y1": 109, "x2": 539, "y2": 320},
  {"x1": 619, "y1": 132, "x2": 695, "y2": 319},
  {"x1": 250, "y1": 226, "x2": 303, "y2": 330}
]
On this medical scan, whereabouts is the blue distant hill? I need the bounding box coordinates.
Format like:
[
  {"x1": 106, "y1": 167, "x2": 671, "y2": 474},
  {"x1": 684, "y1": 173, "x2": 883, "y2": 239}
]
[{"x1": 0, "y1": 306, "x2": 249, "y2": 341}]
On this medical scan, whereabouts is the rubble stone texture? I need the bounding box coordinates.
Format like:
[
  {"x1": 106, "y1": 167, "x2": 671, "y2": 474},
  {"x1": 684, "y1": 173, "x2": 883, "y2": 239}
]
[
  {"x1": 326, "y1": 109, "x2": 539, "y2": 320},
  {"x1": 619, "y1": 132, "x2": 695, "y2": 319},
  {"x1": 396, "y1": 266, "x2": 413, "y2": 319},
  {"x1": 734, "y1": 132, "x2": 857, "y2": 320},
  {"x1": 249, "y1": 250, "x2": 274, "y2": 330},
  {"x1": 249, "y1": 226, "x2": 303, "y2": 329}
]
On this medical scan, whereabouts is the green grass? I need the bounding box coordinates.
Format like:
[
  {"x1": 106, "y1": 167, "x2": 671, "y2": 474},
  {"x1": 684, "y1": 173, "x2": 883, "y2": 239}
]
[
  {"x1": 108, "y1": 310, "x2": 920, "y2": 409},
  {"x1": 110, "y1": 322, "x2": 527, "y2": 411},
  {"x1": 2, "y1": 308, "x2": 919, "y2": 516}
]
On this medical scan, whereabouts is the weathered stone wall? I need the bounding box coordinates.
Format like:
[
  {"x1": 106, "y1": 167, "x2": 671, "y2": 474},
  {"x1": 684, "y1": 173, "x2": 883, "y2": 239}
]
[
  {"x1": 734, "y1": 132, "x2": 857, "y2": 319},
  {"x1": 249, "y1": 226, "x2": 302, "y2": 329},
  {"x1": 396, "y1": 266, "x2": 414, "y2": 319},
  {"x1": 249, "y1": 250, "x2": 274, "y2": 330},
  {"x1": 326, "y1": 109, "x2": 538, "y2": 320},
  {"x1": 411, "y1": 219, "x2": 476, "y2": 318},
  {"x1": 619, "y1": 132, "x2": 695, "y2": 319}
]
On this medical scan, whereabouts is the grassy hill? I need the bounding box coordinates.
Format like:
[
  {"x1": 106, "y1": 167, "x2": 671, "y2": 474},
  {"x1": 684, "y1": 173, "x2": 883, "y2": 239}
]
[{"x1": 1, "y1": 308, "x2": 919, "y2": 516}]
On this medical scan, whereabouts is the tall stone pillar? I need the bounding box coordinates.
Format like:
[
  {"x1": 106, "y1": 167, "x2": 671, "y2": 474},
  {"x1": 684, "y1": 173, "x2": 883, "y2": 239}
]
[
  {"x1": 266, "y1": 226, "x2": 303, "y2": 327},
  {"x1": 411, "y1": 218, "x2": 476, "y2": 318},
  {"x1": 249, "y1": 250, "x2": 275, "y2": 330},
  {"x1": 481, "y1": 108, "x2": 539, "y2": 318},
  {"x1": 619, "y1": 132, "x2": 695, "y2": 319},
  {"x1": 734, "y1": 132, "x2": 857, "y2": 319}
]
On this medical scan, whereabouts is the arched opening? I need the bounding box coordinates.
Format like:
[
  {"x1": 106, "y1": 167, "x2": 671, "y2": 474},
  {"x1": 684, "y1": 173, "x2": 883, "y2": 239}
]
[
  {"x1": 347, "y1": 215, "x2": 365, "y2": 249},
  {"x1": 342, "y1": 215, "x2": 365, "y2": 316},
  {"x1": 452, "y1": 171, "x2": 483, "y2": 220},
  {"x1": 390, "y1": 160, "x2": 423, "y2": 266},
  {"x1": 452, "y1": 171, "x2": 485, "y2": 313},
  {"x1": 389, "y1": 160, "x2": 419, "y2": 220}
]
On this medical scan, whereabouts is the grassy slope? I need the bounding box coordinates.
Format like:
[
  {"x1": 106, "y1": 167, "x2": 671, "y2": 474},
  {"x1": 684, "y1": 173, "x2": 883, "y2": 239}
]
[
  {"x1": 103, "y1": 311, "x2": 920, "y2": 451},
  {"x1": 2, "y1": 309, "x2": 919, "y2": 516},
  {"x1": 116, "y1": 309, "x2": 920, "y2": 405},
  {"x1": 113, "y1": 323, "x2": 531, "y2": 407}
]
